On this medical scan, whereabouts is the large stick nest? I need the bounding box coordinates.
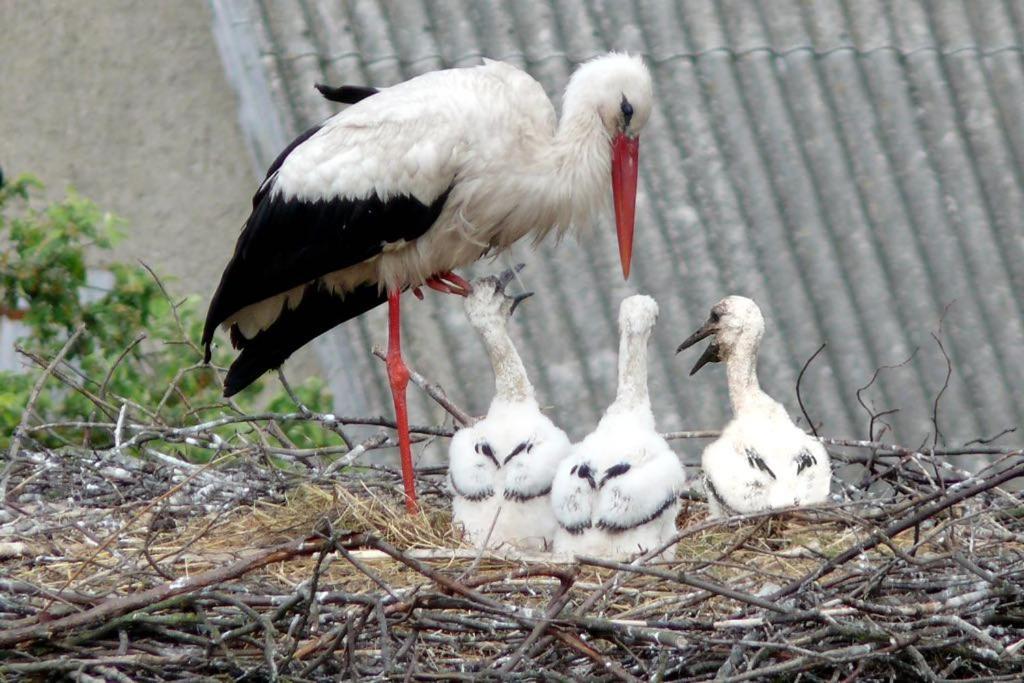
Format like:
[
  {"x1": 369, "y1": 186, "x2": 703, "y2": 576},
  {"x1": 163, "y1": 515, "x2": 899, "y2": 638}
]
[
  {"x1": 2, "y1": 346, "x2": 1023, "y2": 681},
  {"x1": 3, "y1": 426, "x2": 1023, "y2": 681}
]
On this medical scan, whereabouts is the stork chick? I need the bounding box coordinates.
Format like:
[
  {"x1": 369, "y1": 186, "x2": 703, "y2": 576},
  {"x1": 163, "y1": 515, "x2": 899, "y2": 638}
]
[
  {"x1": 677, "y1": 296, "x2": 831, "y2": 517},
  {"x1": 551, "y1": 295, "x2": 687, "y2": 559},
  {"x1": 448, "y1": 268, "x2": 571, "y2": 550}
]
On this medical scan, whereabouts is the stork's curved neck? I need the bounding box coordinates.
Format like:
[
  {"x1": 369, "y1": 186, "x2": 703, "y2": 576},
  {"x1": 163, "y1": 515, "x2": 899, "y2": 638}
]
[
  {"x1": 607, "y1": 325, "x2": 653, "y2": 420},
  {"x1": 549, "y1": 108, "x2": 610, "y2": 227},
  {"x1": 725, "y1": 342, "x2": 769, "y2": 415},
  {"x1": 476, "y1": 318, "x2": 535, "y2": 405},
  {"x1": 477, "y1": 96, "x2": 610, "y2": 254}
]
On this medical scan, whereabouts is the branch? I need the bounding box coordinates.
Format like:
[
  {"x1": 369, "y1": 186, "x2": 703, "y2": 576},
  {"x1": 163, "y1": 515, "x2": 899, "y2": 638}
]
[
  {"x1": 6, "y1": 325, "x2": 85, "y2": 463},
  {"x1": 372, "y1": 347, "x2": 474, "y2": 426},
  {"x1": 767, "y1": 458, "x2": 1024, "y2": 603},
  {"x1": 0, "y1": 532, "x2": 370, "y2": 647},
  {"x1": 855, "y1": 348, "x2": 916, "y2": 441},
  {"x1": 796, "y1": 342, "x2": 826, "y2": 437}
]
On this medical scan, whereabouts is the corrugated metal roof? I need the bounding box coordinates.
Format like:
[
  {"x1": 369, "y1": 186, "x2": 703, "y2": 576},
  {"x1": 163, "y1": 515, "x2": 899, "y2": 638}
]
[{"x1": 209, "y1": 0, "x2": 1024, "y2": 456}]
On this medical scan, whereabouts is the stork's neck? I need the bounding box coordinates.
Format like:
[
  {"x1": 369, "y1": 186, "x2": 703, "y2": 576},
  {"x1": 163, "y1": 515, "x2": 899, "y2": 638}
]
[
  {"x1": 550, "y1": 110, "x2": 611, "y2": 226},
  {"x1": 476, "y1": 318, "x2": 535, "y2": 405},
  {"x1": 482, "y1": 107, "x2": 609, "y2": 252},
  {"x1": 607, "y1": 326, "x2": 653, "y2": 420},
  {"x1": 725, "y1": 343, "x2": 770, "y2": 415}
]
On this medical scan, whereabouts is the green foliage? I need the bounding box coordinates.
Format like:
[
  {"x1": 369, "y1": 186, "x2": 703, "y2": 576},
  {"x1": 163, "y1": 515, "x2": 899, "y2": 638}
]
[
  {"x1": 0, "y1": 174, "x2": 340, "y2": 455},
  {"x1": 1, "y1": 175, "x2": 121, "y2": 346}
]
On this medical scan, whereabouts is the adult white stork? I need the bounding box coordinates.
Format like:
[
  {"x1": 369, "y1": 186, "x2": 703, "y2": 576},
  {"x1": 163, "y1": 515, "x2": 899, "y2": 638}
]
[
  {"x1": 676, "y1": 296, "x2": 832, "y2": 517},
  {"x1": 448, "y1": 267, "x2": 571, "y2": 550},
  {"x1": 551, "y1": 295, "x2": 687, "y2": 559},
  {"x1": 202, "y1": 53, "x2": 653, "y2": 512}
]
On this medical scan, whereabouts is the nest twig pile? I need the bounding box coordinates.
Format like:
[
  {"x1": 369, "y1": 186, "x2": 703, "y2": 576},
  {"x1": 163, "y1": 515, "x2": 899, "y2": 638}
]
[
  {"x1": 2, "y1": 339, "x2": 1023, "y2": 681},
  {"x1": 2, "y1": 416, "x2": 1022, "y2": 681}
]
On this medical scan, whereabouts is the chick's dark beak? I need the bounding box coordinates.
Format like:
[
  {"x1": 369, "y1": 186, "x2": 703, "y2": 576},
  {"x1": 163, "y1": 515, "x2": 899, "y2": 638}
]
[
  {"x1": 688, "y1": 341, "x2": 722, "y2": 376},
  {"x1": 676, "y1": 321, "x2": 715, "y2": 354},
  {"x1": 496, "y1": 263, "x2": 526, "y2": 292},
  {"x1": 509, "y1": 291, "x2": 534, "y2": 315},
  {"x1": 493, "y1": 264, "x2": 532, "y2": 316},
  {"x1": 676, "y1": 318, "x2": 722, "y2": 376}
]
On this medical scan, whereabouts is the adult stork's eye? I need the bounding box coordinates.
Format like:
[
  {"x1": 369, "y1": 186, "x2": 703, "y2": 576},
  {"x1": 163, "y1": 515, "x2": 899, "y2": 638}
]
[{"x1": 620, "y1": 97, "x2": 634, "y2": 125}]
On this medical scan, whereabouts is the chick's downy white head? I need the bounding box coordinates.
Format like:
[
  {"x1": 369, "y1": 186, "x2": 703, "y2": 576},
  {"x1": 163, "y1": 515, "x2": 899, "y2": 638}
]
[
  {"x1": 463, "y1": 268, "x2": 532, "y2": 332},
  {"x1": 618, "y1": 294, "x2": 659, "y2": 335},
  {"x1": 676, "y1": 295, "x2": 765, "y2": 374},
  {"x1": 709, "y1": 296, "x2": 764, "y2": 355}
]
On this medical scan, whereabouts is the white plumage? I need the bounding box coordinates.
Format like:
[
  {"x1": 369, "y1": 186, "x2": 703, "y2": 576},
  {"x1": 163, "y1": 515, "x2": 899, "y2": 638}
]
[
  {"x1": 448, "y1": 271, "x2": 571, "y2": 550},
  {"x1": 213, "y1": 53, "x2": 654, "y2": 346},
  {"x1": 203, "y1": 53, "x2": 655, "y2": 511},
  {"x1": 551, "y1": 295, "x2": 687, "y2": 559},
  {"x1": 676, "y1": 296, "x2": 832, "y2": 517}
]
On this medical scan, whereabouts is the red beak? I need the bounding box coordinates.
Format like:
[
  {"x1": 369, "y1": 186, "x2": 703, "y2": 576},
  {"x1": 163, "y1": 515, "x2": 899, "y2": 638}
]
[{"x1": 611, "y1": 132, "x2": 639, "y2": 279}]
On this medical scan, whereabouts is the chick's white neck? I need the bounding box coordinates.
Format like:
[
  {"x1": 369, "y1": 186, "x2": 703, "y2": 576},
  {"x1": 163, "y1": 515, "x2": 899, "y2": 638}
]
[
  {"x1": 606, "y1": 326, "x2": 654, "y2": 424},
  {"x1": 473, "y1": 316, "x2": 535, "y2": 405},
  {"x1": 723, "y1": 340, "x2": 773, "y2": 416}
]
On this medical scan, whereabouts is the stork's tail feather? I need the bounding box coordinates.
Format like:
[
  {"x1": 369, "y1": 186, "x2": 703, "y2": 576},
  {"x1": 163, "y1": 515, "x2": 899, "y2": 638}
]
[
  {"x1": 222, "y1": 283, "x2": 388, "y2": 397},
  {"x1": 314, "y1": 83, "x2": 379, "y2": 104}
]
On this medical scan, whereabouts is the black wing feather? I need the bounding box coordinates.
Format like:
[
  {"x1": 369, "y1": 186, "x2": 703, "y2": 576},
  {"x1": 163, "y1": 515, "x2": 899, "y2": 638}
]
[
  {"x1": 596, "y1": 495, "x2": 677, "y2": 533},
  {"x1": 599, "y1": 463, "x2": 631, "y2": 487},
  {"x1": 203, "y1": 186, "x2": 451, "y2": 360},
  {"x1": 795, "y1": 448, "x2": 818, "y2": 475},
  {"x1": 315, "y1": 84, "x2": 379, "y2": 104},
  {"x1": 503, "y1": 441, "x2": 530, "y2": 465},
  {"x1": 449, "y1": 478, "x2": 494, "y2": 502},
  {"x1": 745, "y1": 447, "x2": 777, "y2": 480},
  {"x1": 703, "y1": 475, "x2": 739, "y2": 516},
  {"x1": 222, "y1": 282, "x2": 386, "y2": 397},
  {"x1": 504, "y1": 485, "x2": 552, "y2": 503},
  {"x1": 253, "y1": 125, "x2": 322, "y2": 209},
  {"x1": 474, "y1": 442, "x2": 500, "y2": 469}
]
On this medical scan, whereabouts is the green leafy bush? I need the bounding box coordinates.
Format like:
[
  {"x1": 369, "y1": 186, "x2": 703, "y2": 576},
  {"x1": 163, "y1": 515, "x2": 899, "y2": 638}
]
[{"x1": 0, "y1": 174, "x2": 339, "y2": 455}]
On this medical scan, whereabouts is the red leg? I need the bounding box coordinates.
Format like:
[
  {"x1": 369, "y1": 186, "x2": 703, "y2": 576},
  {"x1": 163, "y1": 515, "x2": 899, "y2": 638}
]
[{"x1": 386, "y1": 289, "x2": 418, "y2": 513}]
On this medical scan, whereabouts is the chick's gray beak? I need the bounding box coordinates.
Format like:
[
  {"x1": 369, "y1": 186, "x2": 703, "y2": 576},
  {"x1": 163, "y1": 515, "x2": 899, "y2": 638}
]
[
  {"x1": 509, "y1": 291, "x2": 534, "y2": 315},
  {"x1": 689, "y1": 341, "x2": 722, "y2": 376},
  {"x1": 496, "y1": 263, "x2": 526, "y2": 292},
  {"x1": 677, "y1": 318, "x2": 722, "y2": 376},
  {"x1": 676, "y1": 321, "x2": 715, "y2": 354}
]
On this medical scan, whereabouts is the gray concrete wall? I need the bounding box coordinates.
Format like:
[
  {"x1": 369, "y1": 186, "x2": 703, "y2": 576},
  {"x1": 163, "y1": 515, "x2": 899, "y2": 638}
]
[
  {"x1": 0, "y1": 0, "x2": 251, "y2": 300},
  {"x1": 0, "y1": 0, "x2": 320, "y2": 379}
]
